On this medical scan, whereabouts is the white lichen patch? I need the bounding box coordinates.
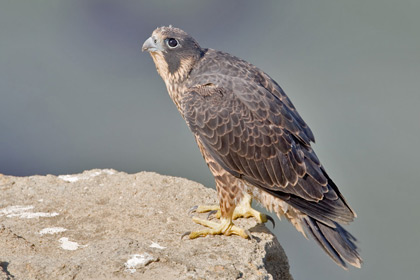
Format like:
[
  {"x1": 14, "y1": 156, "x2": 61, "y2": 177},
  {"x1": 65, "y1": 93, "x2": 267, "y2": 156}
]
[
  {"x1": 150, "y1": 242, "x2": 166, "y2": 250},
  {"x1": 0, "y1": 205, "x2": 34, "y2": 216},
  {"x1": 58, "y1": 169, "x2": 116, "y2": 182},
  {"x1": 57, "y1": 175, "x2": 80, "y2": 182},
  {"x1": 124, "y1": 253, "x2": 156, "y2": 273},
  {"x1": 9, "y1": 212, "x2": 59, "y2": 219},
  {"x1": 58, "y1": 237, "x2": 87, "y2": 250},
  {"x1": 0, "y1": 205, "x2": 59, "y2": 219},
  {"x1": 39, "y1": 227, "x2": 67, "y2": 235}
]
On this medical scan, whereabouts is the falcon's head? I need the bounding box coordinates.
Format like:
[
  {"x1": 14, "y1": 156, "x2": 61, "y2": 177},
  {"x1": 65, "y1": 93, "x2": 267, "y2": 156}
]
[{"x1": 142, "y1": 26, "x2": 203, "y2": 83}]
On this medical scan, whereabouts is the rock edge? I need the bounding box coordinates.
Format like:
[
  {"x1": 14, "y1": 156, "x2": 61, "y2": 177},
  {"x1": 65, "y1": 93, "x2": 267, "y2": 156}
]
[{"x1": 0, "y1": 169, "x2": 293, "y2": 280}]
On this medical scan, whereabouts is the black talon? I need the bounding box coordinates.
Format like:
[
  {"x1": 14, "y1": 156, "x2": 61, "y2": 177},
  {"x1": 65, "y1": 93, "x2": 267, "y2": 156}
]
[
  {"x1": 188, "y1": 206, "x2": 198, "y2": 216},
  {"x1": 207, "y1": 210, "x2": 218, "y2": 220},
  {"x1": 266, "y1": 214, "x2": 275, "y2": 228},
  {"x1": 244, "y1": 229, "x2": 252, "y2": 240},
  {"x1": 181, "y1": 231, "x2": 191, "y2": 239}
]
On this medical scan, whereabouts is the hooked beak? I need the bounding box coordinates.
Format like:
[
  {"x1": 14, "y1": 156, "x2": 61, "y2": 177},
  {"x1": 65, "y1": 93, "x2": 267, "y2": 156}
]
[{"x1": 142, "y1": 37, "x2": 161, "y2": 52}]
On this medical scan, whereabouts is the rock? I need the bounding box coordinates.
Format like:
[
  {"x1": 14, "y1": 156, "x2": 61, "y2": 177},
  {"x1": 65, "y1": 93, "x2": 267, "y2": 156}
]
[{"x1": 0, "y1": 170, "x2": 293, "y2": 280}]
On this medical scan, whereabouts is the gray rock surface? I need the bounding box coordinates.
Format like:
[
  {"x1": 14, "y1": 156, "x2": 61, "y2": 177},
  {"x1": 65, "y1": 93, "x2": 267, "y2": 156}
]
[{"x1": 0, "y1": 169, "x2": 293, "y2": 280}]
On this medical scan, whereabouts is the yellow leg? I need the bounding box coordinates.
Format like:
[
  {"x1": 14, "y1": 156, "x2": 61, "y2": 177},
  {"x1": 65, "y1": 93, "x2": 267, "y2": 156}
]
[
  {"x1": 183, "y1": 193, "x2": 275, "y2": 240},
  {"x1": 184, "y1": 217, "x2": 250, "y2": 239},
  {"x1": 232, "y1": 194, "x2": 268, "y2": 223},
  {"x1": 190, "y1": 193, "x2": 270, "y2": 224}
]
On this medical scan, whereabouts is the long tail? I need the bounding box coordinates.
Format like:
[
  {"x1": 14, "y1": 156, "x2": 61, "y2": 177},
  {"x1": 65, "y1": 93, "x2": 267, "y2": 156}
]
[{"x1": 302, "y1": 216, "x2": 362, "y2": 269}]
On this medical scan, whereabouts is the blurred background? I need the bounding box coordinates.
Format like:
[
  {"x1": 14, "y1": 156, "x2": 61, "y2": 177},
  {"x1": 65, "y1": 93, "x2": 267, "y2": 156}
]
[{"x1": 1, "y1": 0, "x2": 419, "y2": 279}]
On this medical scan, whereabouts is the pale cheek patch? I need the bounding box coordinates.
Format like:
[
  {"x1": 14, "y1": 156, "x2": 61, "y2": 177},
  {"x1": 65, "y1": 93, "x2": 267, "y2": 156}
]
[
  {"x1": 151, "y1": 52, "x2": 169, "y2": 79},
  {"x1": 167, "y1": 57, "x2": 195, "y2": 83}
]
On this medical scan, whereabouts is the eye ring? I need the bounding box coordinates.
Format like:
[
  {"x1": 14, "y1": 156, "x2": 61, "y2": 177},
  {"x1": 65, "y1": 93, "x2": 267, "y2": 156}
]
[{"x1": 166, "y1": 38, "x2": 178, "y2": 48}]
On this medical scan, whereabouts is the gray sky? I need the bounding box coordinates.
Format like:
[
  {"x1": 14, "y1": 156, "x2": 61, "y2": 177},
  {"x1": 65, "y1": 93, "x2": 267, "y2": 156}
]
[{"x1": 1, "y1": 1, "x2": 419, "y2": 279}]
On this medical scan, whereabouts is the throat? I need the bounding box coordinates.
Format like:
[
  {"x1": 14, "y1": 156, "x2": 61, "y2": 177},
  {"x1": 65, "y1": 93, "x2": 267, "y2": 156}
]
[
  {"x1": 150, "y1": 52, "x2": 196, "y2": 108},
  {"x1": 151, "y1": 53, "x2": 195, "y2": 85}
]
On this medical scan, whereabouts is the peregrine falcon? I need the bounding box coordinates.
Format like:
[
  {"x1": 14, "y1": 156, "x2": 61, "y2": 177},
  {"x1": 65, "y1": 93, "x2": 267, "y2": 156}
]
[{"x1": 142, "y1": 26, "x2": 362, "y2": 269}]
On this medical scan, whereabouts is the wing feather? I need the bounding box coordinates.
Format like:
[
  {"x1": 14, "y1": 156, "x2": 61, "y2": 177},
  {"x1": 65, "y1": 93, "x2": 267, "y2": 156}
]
[{"x1": 181, "y1": 83, "x2": 354, "y2": 223}]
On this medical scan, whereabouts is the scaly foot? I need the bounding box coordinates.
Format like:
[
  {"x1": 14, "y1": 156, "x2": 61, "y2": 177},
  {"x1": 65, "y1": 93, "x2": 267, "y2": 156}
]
[
  {"x1": 182, "y1": 217, "x2": 250, "y2": 239},
  {"x1": 189, "y1": 194, "x2": 274, "y2": 226}
]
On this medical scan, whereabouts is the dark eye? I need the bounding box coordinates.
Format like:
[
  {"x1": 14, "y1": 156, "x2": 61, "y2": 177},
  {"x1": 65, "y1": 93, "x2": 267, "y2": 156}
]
[{"x1": 167, "y1": 38, "x2": 178, "y2": 48}]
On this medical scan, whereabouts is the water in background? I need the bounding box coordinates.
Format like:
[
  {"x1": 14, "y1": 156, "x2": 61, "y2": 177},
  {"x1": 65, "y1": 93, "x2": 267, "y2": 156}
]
[{"x1": 1, "y1": 1, "x2": 419, "y2": 279}]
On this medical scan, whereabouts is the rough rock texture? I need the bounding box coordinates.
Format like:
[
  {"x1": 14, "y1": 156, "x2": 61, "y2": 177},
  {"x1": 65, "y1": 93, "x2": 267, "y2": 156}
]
[{"x1": 0, "y1": 169, "x2": 293, "y2": 280}]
